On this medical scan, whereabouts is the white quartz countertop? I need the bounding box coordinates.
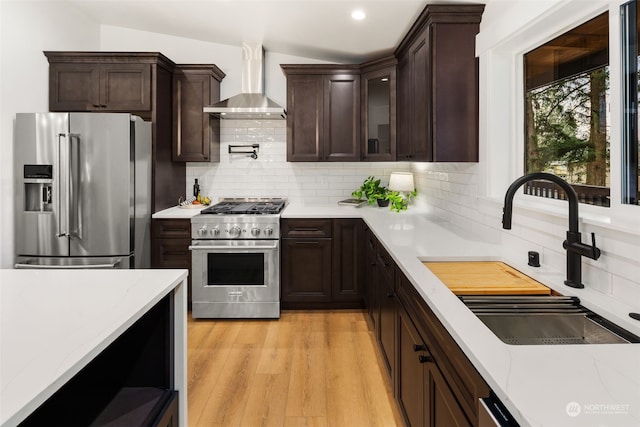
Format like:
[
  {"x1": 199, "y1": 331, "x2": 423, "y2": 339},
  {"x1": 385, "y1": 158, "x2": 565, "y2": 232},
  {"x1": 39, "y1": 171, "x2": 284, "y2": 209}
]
[
  {"x1": 0, "y1": 269, "x2": 188, "y2": 427},
  {"x1": 158, "y1": 201, "x2": 640, "y2": 426},
  {"x1": 152, "y1": 204, "x2": 207, "y2": 218}
]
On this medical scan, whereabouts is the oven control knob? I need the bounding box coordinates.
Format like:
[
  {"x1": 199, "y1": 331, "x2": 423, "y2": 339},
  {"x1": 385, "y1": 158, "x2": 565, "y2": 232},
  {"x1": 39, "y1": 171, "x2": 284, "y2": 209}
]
[
  {"x1": 198, "y1": 226, "x2": 208, "y2": 237},
  {"x1": 251, "y1": 228, "x2": 260, "y2": 236},
  {"x1": 229, "y1": 226, "x2": 241, "y2": 237},
  {"x1": 264, "y1": 227, "x2": 274, "y2": 236},
  {"x1": 211, "y1": 227, "x2": 220, "y2": 236}
]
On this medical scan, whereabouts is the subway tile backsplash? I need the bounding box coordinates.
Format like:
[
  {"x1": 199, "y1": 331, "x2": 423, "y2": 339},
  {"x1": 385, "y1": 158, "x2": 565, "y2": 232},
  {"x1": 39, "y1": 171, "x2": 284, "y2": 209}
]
[{"x1": 186, "y1": 119, "x2": 411, "y2": 205}]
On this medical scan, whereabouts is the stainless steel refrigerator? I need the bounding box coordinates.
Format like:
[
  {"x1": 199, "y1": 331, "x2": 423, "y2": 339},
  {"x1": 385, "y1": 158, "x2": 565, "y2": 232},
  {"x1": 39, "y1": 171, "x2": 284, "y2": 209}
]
[{"x1": 13, "y1": 113, "x2": 151, "y2": 269}]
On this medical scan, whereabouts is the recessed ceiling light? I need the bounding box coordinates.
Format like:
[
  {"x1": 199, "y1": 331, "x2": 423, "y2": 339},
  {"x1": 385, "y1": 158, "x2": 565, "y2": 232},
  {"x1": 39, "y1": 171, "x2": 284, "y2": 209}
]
[{"x1": 351, "y1": 9, "x2": 366, "y2": 21}]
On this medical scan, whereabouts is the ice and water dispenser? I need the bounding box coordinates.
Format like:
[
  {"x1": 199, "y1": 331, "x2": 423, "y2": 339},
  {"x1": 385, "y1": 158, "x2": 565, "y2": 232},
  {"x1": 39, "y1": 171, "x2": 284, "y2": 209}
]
[{"x1": 23, "y1": 165, "x2": 53, "y2": 212}]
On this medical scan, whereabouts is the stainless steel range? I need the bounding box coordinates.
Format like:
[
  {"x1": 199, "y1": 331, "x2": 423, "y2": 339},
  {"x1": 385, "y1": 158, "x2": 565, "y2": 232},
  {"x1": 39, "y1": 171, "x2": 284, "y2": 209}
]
[{"x1": 189, "y1": 198, "x2": 286, "y2": 319}]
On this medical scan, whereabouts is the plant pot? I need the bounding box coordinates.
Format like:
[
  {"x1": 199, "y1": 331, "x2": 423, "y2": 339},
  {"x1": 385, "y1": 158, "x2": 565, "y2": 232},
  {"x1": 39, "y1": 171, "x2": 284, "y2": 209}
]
[{"x1": 377, "y1": 199, "x2": 389, "y2": 207}]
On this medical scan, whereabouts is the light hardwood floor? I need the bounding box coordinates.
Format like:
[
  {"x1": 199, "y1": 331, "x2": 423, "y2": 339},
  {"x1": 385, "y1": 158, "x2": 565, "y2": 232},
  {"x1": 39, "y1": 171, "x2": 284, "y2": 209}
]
[{"x1": 187, "y1": 310, "x2": 405, "y2": 427}]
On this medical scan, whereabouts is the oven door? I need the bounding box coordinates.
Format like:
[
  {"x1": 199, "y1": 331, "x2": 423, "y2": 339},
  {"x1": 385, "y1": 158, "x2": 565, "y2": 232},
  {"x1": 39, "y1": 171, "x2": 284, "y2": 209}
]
[{"x1": 189, "y1": 239, "x2": 280, "y2": 318}]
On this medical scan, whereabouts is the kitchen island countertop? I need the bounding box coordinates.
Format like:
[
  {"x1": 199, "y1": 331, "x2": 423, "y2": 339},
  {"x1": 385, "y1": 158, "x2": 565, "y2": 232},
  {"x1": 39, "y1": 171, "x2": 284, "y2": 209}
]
[
  {"x1": 156, "y1": 201, "x2": 640, "y2": 426},
  {"x1": 0, "y1": 269, "x2": 188, "y2": 427}
]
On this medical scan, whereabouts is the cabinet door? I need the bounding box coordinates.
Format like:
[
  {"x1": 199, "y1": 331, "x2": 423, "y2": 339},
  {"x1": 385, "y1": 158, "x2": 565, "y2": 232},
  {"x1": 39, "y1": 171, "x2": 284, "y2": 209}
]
[
  {"x1": 100, "y1": 63, "x2": 151, "y2": 111},
  {"x1": 379, "y1": 271, "x2": 396, "y2": 377},
  {"x1": 173, "y1": 67, "x2": 220, "y2": 162},
  {"x1": 323, "y1": 74, "x2": 360, "y2": 161},
  {"x1": 332, "y1": 219, "x2": 365, "y2": 302},
  {"x1": 396, "y1": 55, "x2": 412, "y2": 160},
  {"x1": 49, "y1": 63, "x2": 100, "y2": 111},
  {"x1": 362, "y1": 66, "x2": 397, "y2": 161},
  {"x1": 426, "y1": 364, "x2": 473, "y2": 427},
  {"x1": 431, "y1": 22, "x2": 479, "y2": 162},
  {"x1": 281, "y1": 238, "x2": 332, "y2": 302},
  {"x1": 365, "y1": 230, "x2": 379, "y2": 330},
  {"x1": 151, "y1": 239, "x2": 191, "y2": 268},
  {"x1": 409, "y1": 30, "x2": 430, "y2": 162},
  {"x1": 397, "y1": 304, "x2": 425, "y2": 427},
  {"x1": 286, "y1": 75, "x2": 324, "y2": 161}
]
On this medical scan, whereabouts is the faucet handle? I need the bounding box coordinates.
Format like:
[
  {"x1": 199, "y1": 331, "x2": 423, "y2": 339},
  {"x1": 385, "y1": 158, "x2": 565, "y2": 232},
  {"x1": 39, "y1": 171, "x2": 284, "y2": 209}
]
[{"x1": 589, "y1": 232, "x2": 601, "y2": 260}]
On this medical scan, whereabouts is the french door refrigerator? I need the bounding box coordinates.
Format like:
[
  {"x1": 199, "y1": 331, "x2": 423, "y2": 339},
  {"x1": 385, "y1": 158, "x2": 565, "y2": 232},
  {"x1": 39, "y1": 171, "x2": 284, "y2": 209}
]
[{"x1": 13, "y1": 113, "x2": 151, "y2": 269}]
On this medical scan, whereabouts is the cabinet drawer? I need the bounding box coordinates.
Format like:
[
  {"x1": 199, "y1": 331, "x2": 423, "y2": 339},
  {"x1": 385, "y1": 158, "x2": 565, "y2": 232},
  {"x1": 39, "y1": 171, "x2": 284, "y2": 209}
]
[
  {"x1": 152, "y1": 219, "x2": 191, "y2": 239},
  {"x1": 151, "y1": 239, "x2": 191, "y2": 267},
  {"x1": 282, "y1": 219, "x2": 332, "y2": 238}
]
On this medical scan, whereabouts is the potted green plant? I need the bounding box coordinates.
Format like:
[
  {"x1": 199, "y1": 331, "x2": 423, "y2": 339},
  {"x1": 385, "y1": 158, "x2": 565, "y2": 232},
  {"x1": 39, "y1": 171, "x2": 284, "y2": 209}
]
[
  {"x1": 386, "y1": 188, "x2": 418, "y2": 212},
  {"x1": 352, "y1": 176, "x2": 388, "y2": 206}
]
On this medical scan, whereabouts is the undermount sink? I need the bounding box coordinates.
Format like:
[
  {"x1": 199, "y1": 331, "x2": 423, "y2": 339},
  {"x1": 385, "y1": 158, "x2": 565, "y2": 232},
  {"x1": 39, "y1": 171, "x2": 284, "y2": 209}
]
[{"x1": 460, "y1": 296, "x2": 640, "y2": 345}]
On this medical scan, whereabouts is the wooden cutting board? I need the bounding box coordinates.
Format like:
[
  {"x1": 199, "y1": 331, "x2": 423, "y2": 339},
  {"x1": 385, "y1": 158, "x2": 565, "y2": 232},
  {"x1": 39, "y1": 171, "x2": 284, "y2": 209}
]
[{"x1": 423, "y1": 261, "x2": 551, "y2": 295}]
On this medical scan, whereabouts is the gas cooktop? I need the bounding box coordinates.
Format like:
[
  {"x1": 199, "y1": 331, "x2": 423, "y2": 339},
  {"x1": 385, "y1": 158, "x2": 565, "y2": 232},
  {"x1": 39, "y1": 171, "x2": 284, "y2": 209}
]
[{"x1": 200, "y1": 198, "x2": 287, "y2": 215}]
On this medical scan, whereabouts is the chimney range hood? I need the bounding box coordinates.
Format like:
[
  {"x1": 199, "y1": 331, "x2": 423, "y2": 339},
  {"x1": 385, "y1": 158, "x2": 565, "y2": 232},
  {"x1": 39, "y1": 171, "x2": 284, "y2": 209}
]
[{"x1": 204, "y1": 42, "x2": 286, "y2": 120}]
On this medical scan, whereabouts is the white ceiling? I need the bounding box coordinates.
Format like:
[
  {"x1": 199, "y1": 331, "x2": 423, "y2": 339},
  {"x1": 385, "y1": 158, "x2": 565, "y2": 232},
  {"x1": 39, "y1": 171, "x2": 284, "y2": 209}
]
[{"x1": 66, "y1": 0, "x2": 479, "y2": 63}]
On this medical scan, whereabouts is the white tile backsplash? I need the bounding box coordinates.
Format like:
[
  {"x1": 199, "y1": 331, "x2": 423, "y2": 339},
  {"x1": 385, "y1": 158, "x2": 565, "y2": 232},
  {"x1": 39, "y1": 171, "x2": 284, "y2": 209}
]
[{"x1": 186, "y1": 120, "x2": 410, "y2": 205}]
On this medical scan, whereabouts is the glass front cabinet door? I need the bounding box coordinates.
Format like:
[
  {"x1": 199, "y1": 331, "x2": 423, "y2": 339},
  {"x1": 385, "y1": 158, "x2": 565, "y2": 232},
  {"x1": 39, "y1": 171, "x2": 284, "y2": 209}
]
[{"x1": 361, "y1": 59, "x2": 397, "y2": 161}]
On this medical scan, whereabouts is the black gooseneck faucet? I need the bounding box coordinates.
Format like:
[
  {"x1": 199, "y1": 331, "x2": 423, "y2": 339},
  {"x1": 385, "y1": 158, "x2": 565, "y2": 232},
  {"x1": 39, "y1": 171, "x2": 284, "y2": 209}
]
[{"x1": 502, "y1": 172, "x2": 601, "y2": 289}]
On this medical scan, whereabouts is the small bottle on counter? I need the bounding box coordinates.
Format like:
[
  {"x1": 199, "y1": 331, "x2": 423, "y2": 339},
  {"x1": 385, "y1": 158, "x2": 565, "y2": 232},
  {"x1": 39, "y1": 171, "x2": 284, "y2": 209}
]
[{"x1": 193, "y1": 179, "x2": 200, "y2": 198}]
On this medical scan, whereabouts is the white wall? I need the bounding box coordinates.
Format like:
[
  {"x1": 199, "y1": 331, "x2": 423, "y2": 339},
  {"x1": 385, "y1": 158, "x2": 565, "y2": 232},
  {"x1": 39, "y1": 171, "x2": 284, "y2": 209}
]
[{"x1": 0, "y1": 1, "x2": 100, "y2": 268}]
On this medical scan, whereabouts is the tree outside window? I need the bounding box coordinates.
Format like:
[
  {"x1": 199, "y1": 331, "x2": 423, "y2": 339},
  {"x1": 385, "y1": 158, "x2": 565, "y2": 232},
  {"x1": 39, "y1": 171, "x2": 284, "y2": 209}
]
[{"x1": 524, "y1": 13, "x2": 610, "y2": 206}]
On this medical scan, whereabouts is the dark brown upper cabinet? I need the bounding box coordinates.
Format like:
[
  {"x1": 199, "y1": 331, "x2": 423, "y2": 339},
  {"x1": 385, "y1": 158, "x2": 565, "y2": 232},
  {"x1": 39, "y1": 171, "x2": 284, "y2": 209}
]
[
  {"x1": 395, "y1": 4, "x2": 484, "y2": 162},
  {"x1": 281, "y1": 65, "x2": 361, "y2": 162},
  {"x1": 172, "y1": 65, "x2": 225, "y2": 162},
  {"x1": 361, "y1": 56, "x2": 397, "y2": 161},
  {"x1": 45, "y1": 52, "x2": 159, "y2": 113}
]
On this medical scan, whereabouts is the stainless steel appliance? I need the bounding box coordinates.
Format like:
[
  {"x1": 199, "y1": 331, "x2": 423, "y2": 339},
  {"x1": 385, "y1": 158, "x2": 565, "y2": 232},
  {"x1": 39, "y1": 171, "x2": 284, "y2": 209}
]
[
  {"x1": 189, "y1": 198, "x2": 286, "y2": 318},
  {"x1": 478, "y1": 393, "x2": 520, "y2": 426},
  {"x1": 13, "y1": 113, "x2": 151, "y2": 269}
]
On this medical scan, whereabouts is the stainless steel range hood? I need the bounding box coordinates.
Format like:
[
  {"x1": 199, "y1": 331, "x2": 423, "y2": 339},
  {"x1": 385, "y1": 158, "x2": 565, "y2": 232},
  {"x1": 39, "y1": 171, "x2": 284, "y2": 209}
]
[{"x1": 204, "y1": 42, "x2": 286, "y2": 120}]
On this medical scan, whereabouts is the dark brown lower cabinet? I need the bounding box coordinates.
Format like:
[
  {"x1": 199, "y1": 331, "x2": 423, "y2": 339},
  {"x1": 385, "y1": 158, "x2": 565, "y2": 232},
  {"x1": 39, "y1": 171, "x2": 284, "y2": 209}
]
[
  {"x1": 395, "y1": 270, "x2": 490, "y2": 427},
  {"x1": 281, "y1": 218, "x2": 365, "y2": 309},
  {"x1": 397, "y1": 303, "x2": 472, "y2": 427},
  {"x1": 332, "y1": 218, "x2": 365, "y2": 301},
  {"x1": 378, "y1": 250, "x2": 396, "y2": 378},
  {"x1": 151, "y1": 219, "x2": 192, "y2": 308},
  {"x1": 281, "y1": 236, "x2": 333, "y2": 304},
  {"x1": 365, "y1": 228, "x2": 379, "y2": 330}
]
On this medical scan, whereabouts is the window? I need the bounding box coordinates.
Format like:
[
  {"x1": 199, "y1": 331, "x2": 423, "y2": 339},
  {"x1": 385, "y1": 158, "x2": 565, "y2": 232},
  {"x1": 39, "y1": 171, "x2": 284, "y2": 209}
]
[
  {"x1": 621, "y1": 0, "x2": 640, "y2": 205},
  {"x1": 523, "y1": 13, "x2": 610, "y2": 206}
]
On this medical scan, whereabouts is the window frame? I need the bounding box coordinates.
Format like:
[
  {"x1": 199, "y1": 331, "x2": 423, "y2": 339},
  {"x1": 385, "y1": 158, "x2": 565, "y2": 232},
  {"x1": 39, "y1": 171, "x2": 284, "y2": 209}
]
[
  {"x1": 621, "y1": 0, "x2": 640, "y2": 205},
  {"x1": 522, "y1": 11, "x2": 611, "y2": 207}
]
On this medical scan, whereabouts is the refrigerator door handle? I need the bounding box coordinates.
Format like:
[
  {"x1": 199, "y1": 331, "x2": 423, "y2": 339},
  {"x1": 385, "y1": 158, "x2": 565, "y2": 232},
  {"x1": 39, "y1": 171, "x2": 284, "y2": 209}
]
[
  {"x1": 14, "y1": 261, "x2": 121, "y2": 269},
  {"x1": 56, "y1": 133, "x2": 69, "y2": 238},
  {"x1": 69, "y1": 133, "x2": 81, "y2": 239}
]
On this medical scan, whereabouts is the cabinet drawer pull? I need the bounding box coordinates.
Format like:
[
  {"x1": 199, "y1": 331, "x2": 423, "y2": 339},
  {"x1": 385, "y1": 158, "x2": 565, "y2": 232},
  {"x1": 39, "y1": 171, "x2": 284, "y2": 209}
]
[
  {"x1": 163, "y1": 228, "x2": 188, "y2": 233},
  {"x1": 295, "y1": 241, "x2": 320, "y2": 245},
  {"x1": 386, "y1": 292, "x2": 394, "y2": 298},
  {"x1": 418, "y1": 355, "x2": 433, "y2": 364},
  {"x1": 413, "y1": 344, "x2": 427, "y2": 352}
]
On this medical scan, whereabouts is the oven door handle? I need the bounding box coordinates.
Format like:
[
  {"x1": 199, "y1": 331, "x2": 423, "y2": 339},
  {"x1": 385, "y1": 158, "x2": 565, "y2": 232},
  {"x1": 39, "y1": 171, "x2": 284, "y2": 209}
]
[{"x1": 189, "y1": 242, "x2": 279, "y2": 251}]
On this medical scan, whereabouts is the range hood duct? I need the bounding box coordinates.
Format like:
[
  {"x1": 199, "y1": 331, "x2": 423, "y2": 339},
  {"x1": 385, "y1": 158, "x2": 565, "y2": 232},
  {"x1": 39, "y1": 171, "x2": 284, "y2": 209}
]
[{"x1": 204, "y1": 42, "x2": 286, "y2": 120}]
